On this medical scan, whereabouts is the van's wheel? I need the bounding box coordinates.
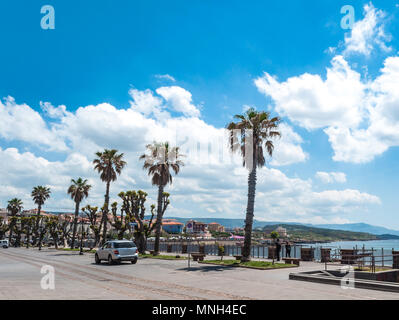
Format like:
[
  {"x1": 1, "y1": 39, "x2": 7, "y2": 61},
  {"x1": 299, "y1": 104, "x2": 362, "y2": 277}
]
[
  {"x1": 131, "y1": 258, "x2": 138, "y2": 264},
  {"x1": 108, "y1": 255, "x2": 113, "y2": 265},
  {"x1": 95, "y1": 254, "x2": 101, "y2": 264}
]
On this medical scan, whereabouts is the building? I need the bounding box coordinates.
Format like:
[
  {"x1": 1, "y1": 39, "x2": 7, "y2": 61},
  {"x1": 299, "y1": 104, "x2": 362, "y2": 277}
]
[
  {"x1": 0, "y1": 208, "x2": 8, "y2": 224},
  {"x1": 275, "y1": 226, "x2": 287, "y2": 238},
  {"x1": 207, "y1": 222, "x2": 225, "y2": 233},
  {"x1": 185, "y1": 220, "x2": 207, "y2": 234},
  {"x1": 161, "y1": 219, "x2": 184, "y2": 234}
]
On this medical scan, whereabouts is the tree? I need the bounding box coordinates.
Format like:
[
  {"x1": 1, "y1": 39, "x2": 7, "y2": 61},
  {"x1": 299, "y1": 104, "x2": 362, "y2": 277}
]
[
  {"x1": 227, "y1": 108, "x2": 280, "y2": 262},
  {"x1": 82, "y1": 205, "x2": 102, "y2": 248},
  {"x1": 22, "y1": 216, "x2": 34, "y2": 248},
  {"x1": 67, "y1": 178, "x2": 92, "y2": 249},
  {"x1": 58, "y1": 214, "x2": 73, "y2": 247},
  {"x1": 7, "y1": 198, "x2": 23, "y2": 244},
  {"x1": 140, "y1": 142, "x2": 184, "y2": 255},
  {"x1": 36, "y1": 215, "x2": 49, "y2": 251},
  {"x1": 109, "y1": 201, "x2": 132, "y2": 241},
  {"x1": 118, "y1": 190, "x2": 164, "y2": 254},
  {"x1": 0, "y1": 217, "x2": 8, "y2": 240},
  {"x1": 31, "y1": 186, "x2": 51, "y2": 245},
  {"x1": 46, "y1": 216, "x2": 61, "y2": 249},
  {"x1": 93, "y1": 149, "x2": 126, "y2": 245}
]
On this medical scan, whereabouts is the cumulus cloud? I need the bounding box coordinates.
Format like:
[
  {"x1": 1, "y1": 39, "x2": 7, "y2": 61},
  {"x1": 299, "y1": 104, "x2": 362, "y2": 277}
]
[
  {"x1": 343, "y1": 3, "x2": 391, "y2": 56},
  {"x1": 0, "y1": 97, "x2": 68, "y2": 152},
  {"x1": 156, "y1": 86, "x2": 200, "y2": 117},
  {"x1": 254, "y1": 56, "x2": 366, "y2": 131},
  {"x1": 316, "y1": 171, "x2": 347, "y2": 184},
  {"x1": 0, "y1": 86, "x2": 378, "y2": 223},
  {"x1": 256, "y1": 53, "x2": 399, "y2": 163}
]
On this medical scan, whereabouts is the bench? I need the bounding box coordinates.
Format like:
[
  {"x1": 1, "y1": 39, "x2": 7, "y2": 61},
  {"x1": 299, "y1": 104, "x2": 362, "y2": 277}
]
[
  {"x1": 191, "y1": 252, "x2": 206, "y2": 262},
  {"x1": 282, "y1": 257, "x2": 300, "y2": 266},
  {"x1": 233, "y1": 255, "x2": 242, "y2": 261}
]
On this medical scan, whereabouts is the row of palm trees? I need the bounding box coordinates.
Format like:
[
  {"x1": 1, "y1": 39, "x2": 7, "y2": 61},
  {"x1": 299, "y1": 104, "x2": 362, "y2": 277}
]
[{"x1": 2, "y1": 108, "x2": 280, "y2": 261}]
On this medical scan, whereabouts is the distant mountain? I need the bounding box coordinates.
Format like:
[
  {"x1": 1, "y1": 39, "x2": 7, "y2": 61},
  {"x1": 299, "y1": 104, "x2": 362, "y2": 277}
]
[
  {"x1": 262, "y1": 224, "x2": 378, "y2": 242},
  {"x1": 53, "y1": 212, "x2": 399, "y2": 238},
  {"x1": 376, "y1": 234, "x2": 399, "y2": 240},
  {"x1": 161, "y1": 217, "x2": 399, "y2": 237},
  {"x1": 314, "y1": 223, "x2": 399, "y2": 237}
]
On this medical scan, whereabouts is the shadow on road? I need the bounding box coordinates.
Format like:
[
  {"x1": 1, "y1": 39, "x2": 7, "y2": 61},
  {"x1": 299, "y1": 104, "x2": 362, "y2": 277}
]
[{"x1": 177, "y1": 265, "x2": 236, "y2": 272}]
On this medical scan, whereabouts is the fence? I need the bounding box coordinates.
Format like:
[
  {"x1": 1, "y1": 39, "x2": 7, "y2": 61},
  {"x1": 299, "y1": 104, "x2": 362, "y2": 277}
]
[
  {"x1": 147, "y1": 241, "x2": 399, "y2": 269},
  {"x1": 147, "y1": 241, "x2": 304, "y2": 259}
]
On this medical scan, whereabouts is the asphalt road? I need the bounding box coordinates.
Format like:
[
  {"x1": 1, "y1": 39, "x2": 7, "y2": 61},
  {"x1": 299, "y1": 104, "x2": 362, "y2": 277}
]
[{"x1": 0, "y1": 247, "x2": 398, "y2": 300}]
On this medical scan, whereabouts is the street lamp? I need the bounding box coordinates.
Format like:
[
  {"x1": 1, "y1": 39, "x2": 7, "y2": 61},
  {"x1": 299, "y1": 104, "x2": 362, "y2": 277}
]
[{"x1": 79, "y1": 212, "x2": 84, "y2": 255}]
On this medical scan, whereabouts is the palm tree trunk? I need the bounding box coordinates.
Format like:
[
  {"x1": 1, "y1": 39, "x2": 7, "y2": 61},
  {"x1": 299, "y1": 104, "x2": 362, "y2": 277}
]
[
  {"x1": 101, "y1": 181, "x2": 111, "y2": 245},
  {"x1": 241, "y1": 167, "x2": 257, "y2": 262},
  {"x1": 70, "y1": 201, "x2": 80, "y2": 249},
  {"x1": 33, "y1": 204, "x2": 42, "y2": 246},
  {"x1": 153, "y1": 184, "x2": 164, "y2": 255},
  {"x1": 8, "y1": 217, "x2": 14, "y2": 244}
]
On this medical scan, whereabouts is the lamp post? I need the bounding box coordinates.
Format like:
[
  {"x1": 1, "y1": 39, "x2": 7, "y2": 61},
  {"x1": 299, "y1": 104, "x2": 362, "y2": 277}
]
[
  {"x1": 38, "y1": 216, "x2": 44, "y2": 251},
  {"x1": 79, "y1": 213, "x2": 84, "y2": 255}
]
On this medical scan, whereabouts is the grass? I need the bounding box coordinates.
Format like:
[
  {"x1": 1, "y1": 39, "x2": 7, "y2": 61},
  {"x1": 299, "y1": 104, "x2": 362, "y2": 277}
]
[
  {"x1": 199, "y1": 259, "x2": 297, "y2": 270},
  {"x1": 139, "y1": 253, "x2": 187, "y2": 260},
  {"x1": 354, "y1": 266, "x2": 393, "y2": 272},
  {"x1": 57, "y1": 248, "x2": 97, "y2": 253}
]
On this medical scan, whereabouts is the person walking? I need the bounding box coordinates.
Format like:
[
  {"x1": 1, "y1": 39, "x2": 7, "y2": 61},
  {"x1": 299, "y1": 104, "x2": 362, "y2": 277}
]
[
  {"x1": 285, "y1": 241, "x2": 291, "y2": 258},
  {"x1": 275, "y1": 239, "x2": 281, "y2": 261}
]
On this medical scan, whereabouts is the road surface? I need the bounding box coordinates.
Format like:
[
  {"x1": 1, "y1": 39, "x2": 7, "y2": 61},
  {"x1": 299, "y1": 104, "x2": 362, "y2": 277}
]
[{"x1": 0, "y1": 248, "x2": 398, "y2": 300}]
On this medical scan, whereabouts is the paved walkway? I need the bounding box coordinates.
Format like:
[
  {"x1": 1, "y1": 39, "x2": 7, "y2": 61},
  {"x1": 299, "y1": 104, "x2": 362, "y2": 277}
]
[{"x1": 0, "y1": 248, "x2": 398, "y2": 300}]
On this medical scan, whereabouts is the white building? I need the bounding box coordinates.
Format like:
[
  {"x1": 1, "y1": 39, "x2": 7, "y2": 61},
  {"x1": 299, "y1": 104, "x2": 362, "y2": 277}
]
[
  {"x1": 275, "y1": 226, "x2": 287, "y2": 238},
  {"x1": 0, "y1": 208, "x2": 8, "y2": 224}
]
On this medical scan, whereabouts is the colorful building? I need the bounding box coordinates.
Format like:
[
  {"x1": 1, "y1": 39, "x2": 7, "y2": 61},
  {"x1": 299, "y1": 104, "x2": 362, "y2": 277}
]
[
  {"x1": 161, "y1": 219, "x2": 184, "y2": 234},
  {"x1": 185, "y1": 220, "x2": 207, "y2": 234},
  {"x1": 207, "y1": 222, "x2": 225, "y2": 232}
]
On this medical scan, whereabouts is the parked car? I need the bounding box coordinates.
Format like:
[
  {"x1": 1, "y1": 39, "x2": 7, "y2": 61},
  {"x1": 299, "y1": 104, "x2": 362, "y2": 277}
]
[
  {"x1": 0, "y1": 240, "x2": 9, "y2": 248},
  {"x1": 95, "y1": 240, "x2": 138, "y2": 265}
]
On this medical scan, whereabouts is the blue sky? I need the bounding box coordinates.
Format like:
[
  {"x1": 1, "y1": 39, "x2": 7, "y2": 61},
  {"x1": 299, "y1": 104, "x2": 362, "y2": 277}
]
[{"x1": 1, "y1": 0, "x2": 399, "y2": 229}]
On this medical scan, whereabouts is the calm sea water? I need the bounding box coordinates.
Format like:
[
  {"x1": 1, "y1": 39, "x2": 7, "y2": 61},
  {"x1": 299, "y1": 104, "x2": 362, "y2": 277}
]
[{"x1": 309, "y1": 239, "x2": 399, "y2": 250}]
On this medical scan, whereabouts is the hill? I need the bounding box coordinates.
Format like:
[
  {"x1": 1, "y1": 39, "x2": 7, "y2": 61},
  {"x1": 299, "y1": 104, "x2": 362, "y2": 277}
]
[
  {"x1": 314, "y1": 223, "x2": 399, "y2": 237},
  {"x1": 262, "y1": 224, "x2": 378, "y2": 242}
]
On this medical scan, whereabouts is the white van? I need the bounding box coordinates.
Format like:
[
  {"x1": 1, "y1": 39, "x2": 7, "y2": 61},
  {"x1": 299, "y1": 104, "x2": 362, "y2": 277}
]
[{"x1": 0, "y1": 240, "x2": 9, "y2": 248}]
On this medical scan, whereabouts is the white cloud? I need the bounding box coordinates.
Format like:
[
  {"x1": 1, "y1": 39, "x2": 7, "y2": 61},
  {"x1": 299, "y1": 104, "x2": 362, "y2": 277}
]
[
  {"x1": 254, "y1": 56, "x2": 366, "y2": 130},
  {"x1": 270, "y1": 123, "x2": 308, "y2": 166},
  {"x1": 343, "y1": 3, "x2": 391, "y2": 56},
  {"x1": 256, "y1": 51, "x2": 399, "y2": 163},
  {"x1": 0, "y1": 88, "x2": 377, "y2": 223},
  {"x1": 156, "y1": 86, "x2": 200, "y2": 117},
  {"x1": 40, "y1": 102, "x2": 68, "y2": 119},
  {"x1": 0, "y1": 97, "x2": 68, "y2": 152},
  {"x1": 155, "y1": 74, "x2": 176, "y2": 82},
  {"x1": 316, "y1": 171, "x2": 347, "y2": 184}
]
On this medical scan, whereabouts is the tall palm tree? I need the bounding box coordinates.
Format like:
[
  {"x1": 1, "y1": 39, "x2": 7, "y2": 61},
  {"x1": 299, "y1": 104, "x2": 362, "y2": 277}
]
[
  {"x1": 7, "y1": 198, "x2": 23, "y2": 244},
  {"x1": 31, "y1": 186, "x2": 51, "y2": 245},
  {"x1": 140, "y1": 142, "x2": 184, "y2": 255},
  {"x1": 93, "y1": 149, "x2": 126, "y2": 245},
  {"x1": 67, "y1": 178, "x2": 92, "y2": 249},
  {"x1": 227, "y1": 108, "x2": 280, "y2": 262}
]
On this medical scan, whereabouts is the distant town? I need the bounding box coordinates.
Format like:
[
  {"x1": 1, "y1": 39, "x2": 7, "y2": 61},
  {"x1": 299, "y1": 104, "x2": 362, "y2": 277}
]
[{"x1": 1, "y1": 207, "x2": 391, "y2": 247}]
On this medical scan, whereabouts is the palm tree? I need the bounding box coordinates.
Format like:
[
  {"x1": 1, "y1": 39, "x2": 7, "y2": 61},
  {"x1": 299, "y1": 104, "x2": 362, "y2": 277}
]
[
  {"x1": 31, "y1": 186, "x2": 51, "y2": 245},
  {"x1": 140, "y1": 142, "x2": 184, "y2": 255},
  {"x1": 93, "y1": 149, "x2": 126, "y2": 245},
  {"x1": 7, "y1": 198, "x2": 23, "y2": 244},
  {"x1": 227, "y1": 108, "x2": 280, "y2": 262},
  {"x1": 67, "y1": 178, "x2": 92, "y2": 249}
]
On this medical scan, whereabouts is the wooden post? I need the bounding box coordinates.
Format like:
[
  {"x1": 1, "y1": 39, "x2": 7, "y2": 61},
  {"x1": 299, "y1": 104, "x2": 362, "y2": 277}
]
[{"x1": 382, "y1": 248, "x2": 384, "y2": 267}]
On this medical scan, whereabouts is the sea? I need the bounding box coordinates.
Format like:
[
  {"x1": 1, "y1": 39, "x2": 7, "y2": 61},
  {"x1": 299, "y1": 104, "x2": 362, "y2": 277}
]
[{"x1": 307, "y1": 239, "x2": 399, "y2": 250}]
